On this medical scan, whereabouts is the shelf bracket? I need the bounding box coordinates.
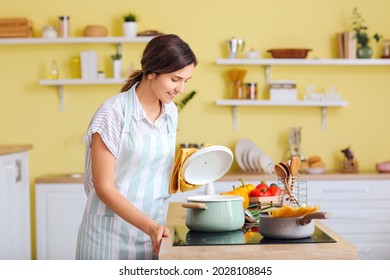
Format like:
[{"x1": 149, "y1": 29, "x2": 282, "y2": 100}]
[
  {"x1": 232, "y1": 106, "x2": 238, "y2": 131},
  {"x1": 321, "y1": 107, "x2": 327, "y2": 132},
  {"x1": 265, "y1": 65, "x2": 271, "y2": 88},
  {"x1": 58, "y1": 85, "x2": 64, "y2": 112},
  {"x1": 116, "y1": 43, "x2": 123, "y2": 56}
]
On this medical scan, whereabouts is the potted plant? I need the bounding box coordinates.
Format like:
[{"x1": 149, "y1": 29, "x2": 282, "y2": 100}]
[
  {"x1": 351, "y1": 7, "x2": 382, "y2": 58},
  {"x1": 122, "y1": 12, "x2": 138, "y2": 38},
  {"x1": 111, "y1": 53, "x2": 122, "y2": 79}
]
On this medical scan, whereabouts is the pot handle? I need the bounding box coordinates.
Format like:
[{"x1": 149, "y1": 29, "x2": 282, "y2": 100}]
[
  {"x1": 299, "y1": 211, "x2": 332, "y2": 226},
  {"x1": 182, "y1": 202, "x2": 208, "y2": 210}
]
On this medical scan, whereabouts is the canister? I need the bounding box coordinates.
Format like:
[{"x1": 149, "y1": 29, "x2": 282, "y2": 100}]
[
  {"x1": 58, "y1": 15, "x2": 70, "y2": 37},
  {"x1": 244, "y1": 82, "x2": 257, "y2": 100}
]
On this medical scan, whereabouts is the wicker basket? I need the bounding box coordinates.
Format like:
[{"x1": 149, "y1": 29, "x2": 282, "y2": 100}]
[{"x1": 267, "y1": 48, "x2": 312, "y2": 59}]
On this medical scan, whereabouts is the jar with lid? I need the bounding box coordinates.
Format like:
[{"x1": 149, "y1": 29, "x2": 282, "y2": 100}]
[
  {"x1": 42, "y1": 25, "x2": 57, "y2": 38},
  {"x1": 58, "y1": 15, "x2": 70, "y2": 37},
  {"x1": 244, "y1": 82, "x2": 257, "y2": 100},
  {"x1": 382, "y1": 39, "x2": 390, "y2": 58}
]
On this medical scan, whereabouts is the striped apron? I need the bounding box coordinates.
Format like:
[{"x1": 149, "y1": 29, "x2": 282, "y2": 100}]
[{"x1": 76, "y1": 88, "x2": 176, "y2": 260}]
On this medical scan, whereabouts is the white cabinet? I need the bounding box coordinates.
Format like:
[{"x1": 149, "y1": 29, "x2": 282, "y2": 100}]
[
  {"x1": 307, "y1": 180, "x2": 390, "y2": 260},
  {"x1": 0, "y1": 151, "x2": 31, "y2": 259},
  {"x1": 35, "y1": 182, "x2": 86, "y2": 260}
]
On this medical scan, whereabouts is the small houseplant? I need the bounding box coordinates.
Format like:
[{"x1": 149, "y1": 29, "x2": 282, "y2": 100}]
[
  {"x1": 111, "y1": 53, "x2": 122, "y2": 79},
  {"x1": 351, "y1": 7, "x2": 382, "y2": 58},
  {"x1": 122, "y1": 12, "x2": 138, "y2": 37}
]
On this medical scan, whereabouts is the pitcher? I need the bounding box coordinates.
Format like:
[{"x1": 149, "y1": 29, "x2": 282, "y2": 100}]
[{"x1": 226, "y1": 37, "x2": 245, "y2": 58}]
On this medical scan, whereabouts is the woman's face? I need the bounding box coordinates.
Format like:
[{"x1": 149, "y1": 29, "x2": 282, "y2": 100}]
[{"x1": 151, "y1": 64, "x2": 195, "y2": 104}]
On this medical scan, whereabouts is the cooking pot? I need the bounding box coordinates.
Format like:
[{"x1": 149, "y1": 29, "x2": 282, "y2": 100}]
[
  {"x1": 182, "y1": 195, "x2": 245, "y2": 232},
  {"x1": 259, "y1": 211, "x2": 331, "y2": 239}
]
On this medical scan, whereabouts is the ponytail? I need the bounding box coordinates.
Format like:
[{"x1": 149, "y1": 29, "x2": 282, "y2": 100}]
[{"x1": 121, "y1": 70, "x2": 144, "y2": 92}]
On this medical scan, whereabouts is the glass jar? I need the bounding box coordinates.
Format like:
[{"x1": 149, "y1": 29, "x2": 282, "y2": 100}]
[
  {"x1": 382, "y1": 39, "x2": 390, "y2": 58},
  {"x1": 42, "y1": 25, "x2": 57, "y2": 38},
  {"x1": 58, "y1": 16, "x2": 70, "y2": 38},
  {"x1": 244, "y1": 82, "x2": 257, "y2": 100}
]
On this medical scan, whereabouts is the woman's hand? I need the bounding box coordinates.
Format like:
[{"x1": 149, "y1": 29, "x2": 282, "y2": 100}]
[{"x1": 148, "y1": 224, "x2": 170, "y2": 257}]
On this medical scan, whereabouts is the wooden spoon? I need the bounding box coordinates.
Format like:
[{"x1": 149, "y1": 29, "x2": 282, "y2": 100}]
[{"x1": 290, "y1": 156, "x2": 301, "y2": 178}]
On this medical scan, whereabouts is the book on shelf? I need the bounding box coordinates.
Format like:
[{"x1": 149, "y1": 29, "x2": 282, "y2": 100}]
[{"x1": 337, "y1": 31, "x2": 356, "y2": 59}]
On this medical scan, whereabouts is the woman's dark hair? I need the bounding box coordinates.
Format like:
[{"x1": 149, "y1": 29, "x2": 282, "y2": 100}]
[{"x1": 121, "y1": 34, "x2": 197, "y2": 91}]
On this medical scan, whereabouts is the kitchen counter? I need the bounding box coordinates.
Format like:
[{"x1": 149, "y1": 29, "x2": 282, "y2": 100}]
[
  {"x1": 0, "y1": 145, "x2": 32, "y2": 155},
  {"x1": 220, "y1": 171, "x2": 390, "y2": 181},
  {"x1": 34, "y1": 170, "x2": 390, "y2": 184},
  {"x1": 159, "y1": 202, "x2": 358, "y2": 260}
]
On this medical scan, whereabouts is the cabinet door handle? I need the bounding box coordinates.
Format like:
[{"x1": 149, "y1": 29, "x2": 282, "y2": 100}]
[
  {"x1": 358, "y1": 248, "x2": 371, "y2": 254},
  {"x1": 322, "y1": 188, "x2": 371, "y2": 193},
  {"x1": 331, "y1": 215, "x2": 371, "y2": 220},
  {"x1": 15, "y1": 159, "x2": 22, "y2": 182}
]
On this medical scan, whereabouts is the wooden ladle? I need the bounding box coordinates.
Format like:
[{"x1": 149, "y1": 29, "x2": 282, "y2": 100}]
[{"x1": 274, "y1": 162, "x2": 297, "y2": 205}]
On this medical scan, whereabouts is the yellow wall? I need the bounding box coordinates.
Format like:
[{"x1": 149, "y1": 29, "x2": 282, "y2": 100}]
[{"x1": 1, "y1": 0, "x2": 390, "y2": 258}]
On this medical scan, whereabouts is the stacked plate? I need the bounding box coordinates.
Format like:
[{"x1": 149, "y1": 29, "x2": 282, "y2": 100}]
[{"x1": 235, "y1": 139, "x2": 274, "y2": 173}]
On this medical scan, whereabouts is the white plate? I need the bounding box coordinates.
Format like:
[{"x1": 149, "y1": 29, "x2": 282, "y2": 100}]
[
  {"x1": 247, "y1": 146, "x2": 263, "y2": 172},
  {"x1": 304, "y1": 167, "x2": 326, "y2": 174},
  {"x1": 241, "y1": 147, "x2": 251, "y2": 172},
  {"x1": 259, "y1": 153, "x2": 274, "y2": 174},
  {"x1": 235, "y1": 139, "x2": 256, "y2": 172},
  {"x1": 182, "y1": 145, "x2": 234, "y2": 185}
]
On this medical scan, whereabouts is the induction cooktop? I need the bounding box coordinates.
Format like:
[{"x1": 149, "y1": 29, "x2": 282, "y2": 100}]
[{"x1": 173, "y1": 224, "x2": 336, "y2": 246}]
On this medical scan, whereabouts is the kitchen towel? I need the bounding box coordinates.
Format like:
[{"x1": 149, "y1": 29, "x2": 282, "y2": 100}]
[{"x1": 169, "y1": 147, "x2": 201, "y2": 194}]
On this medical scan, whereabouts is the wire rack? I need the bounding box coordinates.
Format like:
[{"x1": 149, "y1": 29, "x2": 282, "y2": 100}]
[{"x1": 277, "y1": 175, "x2": 307, "y2": 206}]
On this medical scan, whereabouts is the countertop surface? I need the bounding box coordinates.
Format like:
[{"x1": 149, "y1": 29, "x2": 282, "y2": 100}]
[
  {"x1": 0, "y1": 145, "x2": 33, "y2": 155},
  {"x1": 35, "y1": 170, "x2": 390, "y2": 184},
  {"x1": 159, "y1": 202, "x2": 358, "y2": 260}
]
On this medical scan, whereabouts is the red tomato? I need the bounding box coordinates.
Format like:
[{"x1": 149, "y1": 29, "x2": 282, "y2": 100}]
[
  {"x1": 256, "y1": 183, "x2": 268, "y2": 191},
  {"x1": 268, "y1": 185, "x2": 281, "y2": 196},
  {"x1": 250, "y1": 188, "x2": 262, "y2": 197},
  {"x1": 259, "y1": 190, "x2": 271, "y2": 197}
]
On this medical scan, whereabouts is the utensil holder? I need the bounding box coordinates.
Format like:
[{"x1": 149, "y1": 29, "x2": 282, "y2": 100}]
[{"x1": 277, "y1": 175, "x2": 307, "y2": 206}]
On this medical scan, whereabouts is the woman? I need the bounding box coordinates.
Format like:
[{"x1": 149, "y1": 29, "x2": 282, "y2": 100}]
[{"x1": 76, "y1": 34, "x2": 197, "y2": 260}]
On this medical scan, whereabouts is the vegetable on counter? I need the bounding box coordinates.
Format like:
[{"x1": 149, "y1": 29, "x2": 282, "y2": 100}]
[{"x1": 220, "y1": 178, "x2": 252, "y2": 209}]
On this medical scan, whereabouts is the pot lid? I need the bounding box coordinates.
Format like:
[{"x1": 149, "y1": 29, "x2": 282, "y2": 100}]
[{"x1": 182, "y1": 145, "x2": 234, "y2": 185}]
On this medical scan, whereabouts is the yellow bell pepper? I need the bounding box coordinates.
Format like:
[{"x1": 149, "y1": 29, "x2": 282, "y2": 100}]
[{"x1": 220, "y1": 178, "x2": 250, "y2": 209}]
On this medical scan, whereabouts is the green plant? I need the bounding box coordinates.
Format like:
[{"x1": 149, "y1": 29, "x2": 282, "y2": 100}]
[
  {"x1": 175, "y1": 90, "x2": 197, "y2": 112},
  {"x1": 351, "y1": 7, "x2": 382, "y2": 46},
  {"x1": 123, "y1": 13, "x2": 137, "y2": 22},
  {"x1": 111, "y1": 53, "x2": 122, "y2": 60}
]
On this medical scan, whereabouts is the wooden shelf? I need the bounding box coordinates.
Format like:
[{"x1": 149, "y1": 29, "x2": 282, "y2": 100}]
[{"x1": 216, "y1": 99, "x2": 349, "y2": 132}]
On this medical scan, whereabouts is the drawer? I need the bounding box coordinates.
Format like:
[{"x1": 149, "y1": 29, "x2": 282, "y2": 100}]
[
  {"x1": 315, "y1": 208, "x2": 390, "y2": 223},
  {"x1": 321, "y1": 220, "x2": 390, "y2": 234},
  {"x1": 352, "y1": 242, "x2": 390, "y2": 260},
  {"x1": 307, "y1": 180, "x2": 390, "y2": 201}
]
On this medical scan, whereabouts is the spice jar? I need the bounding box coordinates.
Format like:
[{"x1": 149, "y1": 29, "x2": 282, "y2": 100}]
[
  {"x1": 382, "y1": 39, "x2": 390, "y2": 58},
  {"x1": 58, "y1": 16, "x2": 70, "y2": 37},
  {"x1": 42, "y1": 25, "x2": 57, "y2": 38},
  {"x1": 244, "y1": 82, "x2": 257, "y2": 100}
]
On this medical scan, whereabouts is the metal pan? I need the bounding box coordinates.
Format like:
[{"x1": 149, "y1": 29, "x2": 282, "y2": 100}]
[{"x1": 259, "y1": 211, "x2": 331, "y2": 239}]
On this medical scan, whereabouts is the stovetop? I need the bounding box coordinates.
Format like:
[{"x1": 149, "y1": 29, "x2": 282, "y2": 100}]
[{"x1": 173, "y1": 224, "x2": 336, "y2": 246}]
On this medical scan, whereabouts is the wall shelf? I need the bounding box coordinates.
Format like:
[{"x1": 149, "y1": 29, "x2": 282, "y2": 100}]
[
  {"x1": 0, "y1": 36, "x2": 154, "y2": 45},
  {"x1": 216, "y1": 58, "x2": 390, "y2": 85},
  {"x1": 39, "y1": 78, "x2": 126, "y2": 111},
  {"x1": 215, "y1": 99, "x2": 349, "y2": 132},
  {"x1": 215, "y1": 58, "x2": 390, "y2": 131}
]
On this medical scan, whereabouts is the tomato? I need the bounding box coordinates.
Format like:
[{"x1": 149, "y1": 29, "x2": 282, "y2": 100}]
[
  {"x1": 268, "y1": 185, "x2": 281, "y2": 196},
  {"x1": 256, "y1": 183, "x2": 268, "y2": 191},
  {"x1": 249, "y1": 188, "x2": 262, "y2": 197},
  {"x1": 259, "y1": 190, "x2": 271, "y2": 197}
]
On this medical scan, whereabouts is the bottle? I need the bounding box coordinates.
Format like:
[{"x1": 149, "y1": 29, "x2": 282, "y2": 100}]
[
  {"x1": 49, "y1": 60, "x2": 59, "y2": 79},
  {"x1": 58, "y1": 16, "x2": 70, "y2": 37}
]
